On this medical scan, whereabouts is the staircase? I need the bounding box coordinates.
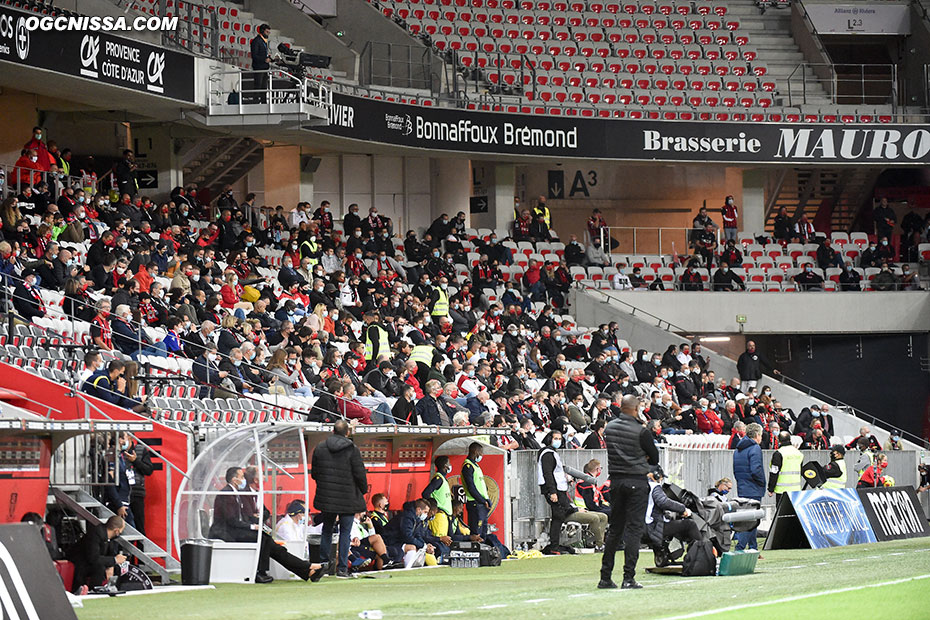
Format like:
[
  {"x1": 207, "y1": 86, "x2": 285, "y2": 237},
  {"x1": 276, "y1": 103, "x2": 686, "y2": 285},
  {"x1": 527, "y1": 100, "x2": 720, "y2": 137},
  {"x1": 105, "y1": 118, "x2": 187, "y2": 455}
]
[
  {"x1": 50, "y1": 487, "x2": 180, "y2": 585},
  {"x1": 726, "y1": 1, "x2": 831, "y2": 107},
  {"x1": 182, "y1": 137, "x2": 263, "y2": 198},
  {"x1": 764, "y1": 167, "x2": 882, "y2": 234}
]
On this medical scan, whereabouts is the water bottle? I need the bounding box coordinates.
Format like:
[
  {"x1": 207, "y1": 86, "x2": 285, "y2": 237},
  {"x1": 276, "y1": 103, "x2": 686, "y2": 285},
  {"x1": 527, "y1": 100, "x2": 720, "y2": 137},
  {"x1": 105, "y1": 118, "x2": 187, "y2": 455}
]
[{"x1": 359, "y1": 611, "x2": 383, "y2": 619}]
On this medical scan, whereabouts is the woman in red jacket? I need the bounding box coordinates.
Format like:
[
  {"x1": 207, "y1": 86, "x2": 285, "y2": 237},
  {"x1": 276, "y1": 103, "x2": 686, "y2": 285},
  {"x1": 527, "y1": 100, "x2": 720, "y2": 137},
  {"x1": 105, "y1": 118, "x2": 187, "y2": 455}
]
[{"x1": 219, "y1": 271, "x2": 254, "y2": 315}]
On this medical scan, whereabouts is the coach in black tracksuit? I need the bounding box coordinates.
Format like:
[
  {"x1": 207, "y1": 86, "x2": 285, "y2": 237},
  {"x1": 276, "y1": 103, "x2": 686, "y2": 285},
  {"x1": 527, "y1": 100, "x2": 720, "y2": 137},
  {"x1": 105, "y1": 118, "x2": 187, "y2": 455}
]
[{"x1": 599, "y1": 394, "x2": 659, "y2": 591}]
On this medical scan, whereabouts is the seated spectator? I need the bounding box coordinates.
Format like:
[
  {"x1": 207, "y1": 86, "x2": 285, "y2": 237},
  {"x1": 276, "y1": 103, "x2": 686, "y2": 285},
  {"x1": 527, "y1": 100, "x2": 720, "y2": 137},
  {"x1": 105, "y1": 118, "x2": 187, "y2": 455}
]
[
  {"x1": 719, "y1": 239, "x2": 743, "y2": 267},
  {"x1": 67, "y1": 515, "x2": 126, "y2": 594},
  {"x1": 792, "y1": 265, "x2": 823, "y2": 291},
  {"x1": 586, "y1": 238, "x2": 610, "y2": 267},
  {"x1": 679, "y1": 261, "x2": 703, "y2": 291},
  {"x1": 12, "y1": 269, "x2": 45, "y2": 321},
  {"x1": 883, "y1": 431, "x2": 904, "y2": 451},
  {"x1": 564, "y1": 234, "x2": 586, "y2": 266},
  {"x1": 816, "y1": 239, "x2": 843, "y2": 269},
  {"x1": 839, "y1": 263, "x2": 862, "y2": 291},
  {"x1": 574, "y1": 459, "x2": 610, "y2": 515},
  {"x1": 845, "y1": 426, "x2": 881, "y2": 452},
  {"x1": 711, "y1": 262, "x2": 745, "y2": 291},
  {"x1": 871, "y1": 263, "x2": 900, "y2": 291},
  {"x1": 900, "y1": 264, "x2": 921, "y2": 291},
  {"x1": 801, "y1": 427, "x2": 829, "y2": 450}
]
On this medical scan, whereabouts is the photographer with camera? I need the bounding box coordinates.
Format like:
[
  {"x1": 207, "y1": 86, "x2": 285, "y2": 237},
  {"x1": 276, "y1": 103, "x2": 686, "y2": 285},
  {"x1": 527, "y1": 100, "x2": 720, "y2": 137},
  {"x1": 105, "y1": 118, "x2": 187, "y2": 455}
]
[{"x1": 645, "y1": 465, "x2": 700, "y2": 567}]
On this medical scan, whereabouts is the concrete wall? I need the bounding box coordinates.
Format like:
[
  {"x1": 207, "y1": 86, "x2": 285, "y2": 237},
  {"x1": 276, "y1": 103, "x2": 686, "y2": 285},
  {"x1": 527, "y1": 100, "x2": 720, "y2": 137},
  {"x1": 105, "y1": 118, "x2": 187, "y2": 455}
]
[
  {"x1": 577, "y1": 289, "x2": 930, "y2": 334},
  {"x1": 569, "y1": 288, "x2": 919, "y2": 446},
  {"x1": 903, "y1": 5, "x2": 930, "y2": 109},
  {"x1": 310, "y1": 154, "x2": 432, "y2": 231},
  {"x1": 518, "y1": 162, "x2": 747, "y2": 250}
]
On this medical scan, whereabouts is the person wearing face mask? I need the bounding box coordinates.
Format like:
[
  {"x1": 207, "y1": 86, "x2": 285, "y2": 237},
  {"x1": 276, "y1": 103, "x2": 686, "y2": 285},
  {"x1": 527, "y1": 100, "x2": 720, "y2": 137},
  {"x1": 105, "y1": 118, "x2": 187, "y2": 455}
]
[
  {"x1": 429, "y1": 277, "x2": 450, "y2": 320},
  {"x1": 421, "y1": 455, "x2": 455, "y2": 533},
  {"x1": 117, "y1": 432, "x2": 154, "y2": 537},
  {"x1": 539, "y1": 431, "x2": 609, "y2": 554},
  {"x1": 192, "y1": 343, "x2": 229, "y2": 398},
  {"x1": 870, "y1": 261, "x2": 901, "y2": 292},
  {"x1": 381, "y1": 498, "x2": 441, "y2": 569},
  {"x1": 679, "y1": 260, "x2": 704, "y2": 291},
  {"x1": 720, "y1": 195, "x2": 739, "y2": 242},
  {"x1": 461, "y1": 442, "x2": 492, "y2": 538},
  {"x1": 792, "y1": 262, "x2": 824, "y2": 291},
  {"x1": 210, "y1": 467, "x2": 323, "y2": 584},
  {"x1": 711, "y1": 261, "x2": 745, "y2": 291},
  {"x1": 12, "y1": 269, "x2": 46, "y2": 321}
]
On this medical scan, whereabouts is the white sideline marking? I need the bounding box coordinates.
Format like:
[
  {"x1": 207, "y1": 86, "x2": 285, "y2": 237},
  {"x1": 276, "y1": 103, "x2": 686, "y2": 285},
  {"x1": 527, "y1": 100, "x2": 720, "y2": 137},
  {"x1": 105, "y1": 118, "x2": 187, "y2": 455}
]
[
  {"x1": 524, "y1": 598, "x2": 553, "y2": 603},
  {"x1": 657, "y1": 574, "x2": 930, "y2": 620},
  {"x1": 430, "y1": 611, "x2": 465, "y2": 616},
  {"x1": 568, "y1": 593, "x2": 593, "y2": 598},
  {"x1": 477, "y1": 604, "x2": 508, "y2": 609}
]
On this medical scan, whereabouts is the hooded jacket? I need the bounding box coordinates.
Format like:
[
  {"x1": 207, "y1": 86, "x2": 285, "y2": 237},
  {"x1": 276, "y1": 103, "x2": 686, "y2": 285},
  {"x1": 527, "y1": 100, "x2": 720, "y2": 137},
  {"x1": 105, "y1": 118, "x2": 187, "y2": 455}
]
[
  {"x1": 732, "y1": 436, "x2": 765, "y2": 499},
  {"x1": 633, "y1": 349, "x2": 657, "y2": 384},
  {"x1": 311, "y1": 434, "x2": 368, "y2": 514}
]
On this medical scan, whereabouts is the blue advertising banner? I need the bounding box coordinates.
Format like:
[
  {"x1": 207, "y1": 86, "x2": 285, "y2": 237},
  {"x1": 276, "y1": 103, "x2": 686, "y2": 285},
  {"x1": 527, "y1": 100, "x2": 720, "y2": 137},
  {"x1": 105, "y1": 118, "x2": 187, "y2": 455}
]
[{"x1": 789, "y1": 488, "x2": 877, "y2": 549}]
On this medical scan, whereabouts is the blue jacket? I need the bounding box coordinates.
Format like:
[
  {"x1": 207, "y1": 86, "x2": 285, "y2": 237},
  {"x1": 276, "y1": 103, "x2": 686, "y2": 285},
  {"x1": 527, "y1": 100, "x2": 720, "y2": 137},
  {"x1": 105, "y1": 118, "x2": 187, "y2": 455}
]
[
  {"x1": 111, "y1": 316, "x2": 150, "y2": 355},
  {"x1": 732, "y1": 436, "x2": 765, "y2": 500},
  {"x1": 382, "y1": 500, "x2": 439, "y2": 550},
  {"x1": 464, "y1": 394, "x2": 488, "y2": 424}
]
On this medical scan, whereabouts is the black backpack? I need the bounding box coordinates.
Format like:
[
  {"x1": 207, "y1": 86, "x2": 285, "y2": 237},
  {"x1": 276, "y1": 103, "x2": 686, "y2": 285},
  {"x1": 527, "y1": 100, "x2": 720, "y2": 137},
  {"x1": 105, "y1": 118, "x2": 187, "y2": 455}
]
[
  {"x1": 681, "y1": 540, "x2": 716, "y2": 576},
  {"x1": 479, "y1": 544, "x2": 501, "y2": 567}
]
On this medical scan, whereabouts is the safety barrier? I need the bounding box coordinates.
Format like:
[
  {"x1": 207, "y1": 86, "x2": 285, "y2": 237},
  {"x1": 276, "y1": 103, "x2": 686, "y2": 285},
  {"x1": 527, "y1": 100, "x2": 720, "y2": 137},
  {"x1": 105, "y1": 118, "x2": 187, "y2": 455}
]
[{"x1": 509, "y1": 446, "x2": 924, "y2": 546}]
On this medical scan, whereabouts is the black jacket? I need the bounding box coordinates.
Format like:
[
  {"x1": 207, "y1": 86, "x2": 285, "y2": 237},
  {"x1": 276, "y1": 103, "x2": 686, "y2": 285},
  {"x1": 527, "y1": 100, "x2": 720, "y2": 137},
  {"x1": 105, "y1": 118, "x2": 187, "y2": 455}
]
[
  {"x1": 311, "y1": 434, "x2": 368, "y2": 514},
  {"x1": 736, "y1": 350, "x2": 771, "y2": 382},
  {"x1": 126, "y1": 442, "x2": 155, "y2": 499},
  {"x1": 208, "y1": 484, "x2": 257, "y2": 542},
  {"x1": 68, "y1": 523, "x2": 118, "y2": 589}
]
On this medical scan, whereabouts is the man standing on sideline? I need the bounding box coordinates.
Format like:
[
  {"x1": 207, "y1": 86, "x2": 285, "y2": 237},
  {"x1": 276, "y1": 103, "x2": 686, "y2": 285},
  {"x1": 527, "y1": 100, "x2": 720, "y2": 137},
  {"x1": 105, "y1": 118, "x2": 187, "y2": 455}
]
[
  {"x1": 732, "y1": 423, "x2": 765, "y2": 552},
  {"x1": 736, "y1": 340, "x2": 778, "y2": 393},
  {"x1": 599, "y1": 395, "x2": 659, "y2": 590},
  {"x1": 538, "y1": 430, "x2": 608, "y2": 555},
  {"x1": 461, "y1": 442, "x2": 492, "y2": 538},
  {"x1": 311, "y1": 420, "x2": 368, "y2": 578},
  {"x1": 120, "y1": 432, "x2": 154, "y2": 536},
  {"x1": 767, "y1": 431, "x2": 803, "y2": 506}
]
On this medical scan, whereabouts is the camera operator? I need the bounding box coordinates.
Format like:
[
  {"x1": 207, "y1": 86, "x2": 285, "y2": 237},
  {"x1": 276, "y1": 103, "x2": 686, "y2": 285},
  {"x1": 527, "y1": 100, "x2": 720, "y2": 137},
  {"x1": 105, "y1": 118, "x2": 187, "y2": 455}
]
[
  {"x1": 645, "y1": 465, "x2": 700, "y2": 567},
  {"x1": 250, "y1": 23, "x2": 273, "y2": 102}
]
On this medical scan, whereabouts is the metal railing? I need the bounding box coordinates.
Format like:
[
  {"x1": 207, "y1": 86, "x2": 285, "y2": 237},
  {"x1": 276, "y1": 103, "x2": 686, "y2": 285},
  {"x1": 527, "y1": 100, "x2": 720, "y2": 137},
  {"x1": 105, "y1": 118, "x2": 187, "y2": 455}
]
[
  {"x1": 450, "y1": 50, "x2": 536, "y2": 103},
  {"x1": 159, "y1": 0, "x2": 219, "y2": 59},
  {"x1": 0, "y1": 164, "x2": 93, "y2": 200},
  {"x1": 578, "y1": 285, "x2": 930, "y2": 449},
  {"x1": 786, "y1": 63, "x2": 898, "y2": 109},
  {"x1": 207, "y1": 68, "x2": 333, "y2": 116},
  {"x1": 595, "y1": 225, "x2": 721, "y2": 258},
  {"x1": 361, "y1": 41, "x2": 437, "y2": 92}
]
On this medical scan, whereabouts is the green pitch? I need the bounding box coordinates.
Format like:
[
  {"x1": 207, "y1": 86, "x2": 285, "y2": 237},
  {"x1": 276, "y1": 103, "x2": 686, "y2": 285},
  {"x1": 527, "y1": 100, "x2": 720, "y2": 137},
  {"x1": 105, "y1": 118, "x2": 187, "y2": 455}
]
[{"x1": 77, "y1": 538, "x2": 930, "y2": 619}]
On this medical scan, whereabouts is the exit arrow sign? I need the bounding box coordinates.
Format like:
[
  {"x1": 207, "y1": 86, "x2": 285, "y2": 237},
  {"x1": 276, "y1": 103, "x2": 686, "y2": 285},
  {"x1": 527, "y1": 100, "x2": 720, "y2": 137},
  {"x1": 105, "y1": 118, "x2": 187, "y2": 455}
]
[{"x1": 137, "y1": 170, "x2": 158, "y2": 189}]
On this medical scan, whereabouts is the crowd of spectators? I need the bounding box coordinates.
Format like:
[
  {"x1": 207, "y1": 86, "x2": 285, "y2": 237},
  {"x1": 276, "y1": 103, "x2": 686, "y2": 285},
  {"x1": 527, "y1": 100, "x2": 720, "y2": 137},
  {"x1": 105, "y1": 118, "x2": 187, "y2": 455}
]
[
  {"x1": 567, "y1": 198, "x2": 927, "y2": 292},
  {"x1": 1, "y1": 127, "x2": 910, "y2": 447}
]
